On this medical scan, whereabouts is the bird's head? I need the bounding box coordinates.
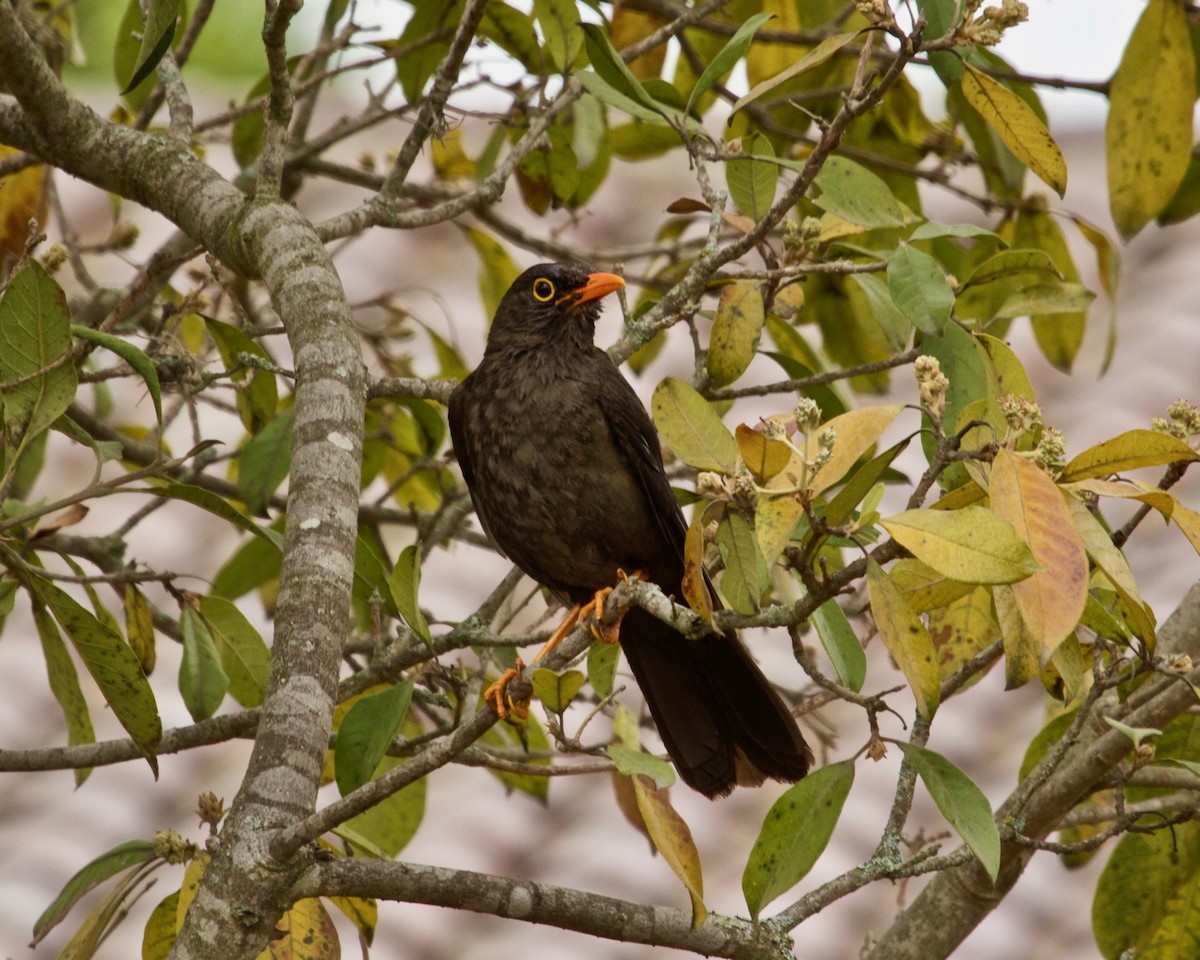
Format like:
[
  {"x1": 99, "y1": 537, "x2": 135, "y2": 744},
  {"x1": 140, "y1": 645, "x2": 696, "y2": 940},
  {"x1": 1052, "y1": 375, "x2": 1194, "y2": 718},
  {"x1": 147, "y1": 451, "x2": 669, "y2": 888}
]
[{"x1": 486, "y1": 261, "x2": 625, "y2": 353}]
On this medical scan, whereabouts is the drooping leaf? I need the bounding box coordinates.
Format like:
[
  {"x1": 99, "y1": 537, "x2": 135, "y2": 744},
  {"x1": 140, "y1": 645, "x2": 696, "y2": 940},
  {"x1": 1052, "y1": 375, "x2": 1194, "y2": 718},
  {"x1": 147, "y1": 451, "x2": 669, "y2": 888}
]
[
  {"x1": 28, "y1": 576, "x2": 161, "y2": 773},
  {"x1": 140, "y1": 890, "x2": 180, "y2": 960},
  {"x1": 707, "y1": 281, "x2": 765, "y2": 387},
  {"x1": 463, "y1": 227, "x2": 521, "y2": 321},
  {"x1": 389, "y1": 544, "x2": 433, "y2": 646},
  {"x1": 1106, "y1": 0, "x2": 1196, "y2": 240},
  {"x1": 717, "y1": 512, "x2": 767, "y2": 615},
  {"x1": 811, "y1": 597, "x2": 866, "y2": 692},
  {"x1": 179, "y1": 603, "x2": 229, "y2": 722},
  {"x1": 866, "y1": 559, "x2": 940, "y2": 719},
  {"x1": 33, "y1": 601, "x2": 95, "y2": 787},
  {"x1": 958, "y1": 64, "x2": 1066, "y2": 197},
  {"x1": 0, "y1": 261, "x2": 76, "y2": 453},
  {"x1": 742, "y1": 761, "x2": 854, "y2": 920},
  {"x1": 632, "y1": 773, "x2": 706, "y2": 927},
  {"x1": 988, "y1": 450, "x2": 1088, "y2": 658},
  {"x1": 118, "y1": 0, "x2": 179, "y2": 95},
  {"x1": 898, "y1": 743, "x2": 1001, "y2": 881},
  {"x1": 203, "y1": 317, "x2": 278, "y2": 434},
  {"x1": 237, "y1": 408, "x2": 293, "y2": 516},
  {"x1": 196, "y1": 595, "x2": 270, "y2": 708}
]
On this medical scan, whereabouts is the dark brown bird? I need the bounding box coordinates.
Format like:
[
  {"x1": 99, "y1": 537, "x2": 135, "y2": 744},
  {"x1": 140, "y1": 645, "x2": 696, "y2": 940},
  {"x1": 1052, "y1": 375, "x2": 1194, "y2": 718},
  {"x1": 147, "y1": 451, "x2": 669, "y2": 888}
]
[{"x1": 448, "y1": 261, "x2": 812, "y2": 798}]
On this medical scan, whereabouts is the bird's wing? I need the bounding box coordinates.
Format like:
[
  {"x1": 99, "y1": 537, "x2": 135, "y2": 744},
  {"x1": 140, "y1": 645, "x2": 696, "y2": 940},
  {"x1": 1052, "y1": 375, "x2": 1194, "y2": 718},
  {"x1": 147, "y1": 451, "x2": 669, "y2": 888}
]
[
  {"x1": 447, "y1": 380, "x2": 501, "y2": 551},
  {"x1": 593, "y1": 356, "x2": 688, "y2": 555}
]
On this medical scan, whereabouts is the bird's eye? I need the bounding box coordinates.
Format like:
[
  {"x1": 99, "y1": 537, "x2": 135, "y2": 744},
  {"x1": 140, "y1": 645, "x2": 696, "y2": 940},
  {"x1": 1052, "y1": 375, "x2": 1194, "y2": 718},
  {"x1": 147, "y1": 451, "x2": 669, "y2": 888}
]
[{"x1": 531, "y1": 278, "x2": 556, "y2": 302}]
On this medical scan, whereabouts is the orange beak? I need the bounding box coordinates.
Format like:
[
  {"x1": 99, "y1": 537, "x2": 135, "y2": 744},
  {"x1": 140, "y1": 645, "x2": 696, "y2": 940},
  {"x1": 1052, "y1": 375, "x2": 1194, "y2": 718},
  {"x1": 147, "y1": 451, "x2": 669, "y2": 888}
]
[{"x1": 559, "y1": 271, "x2": 625, "y2": 308}]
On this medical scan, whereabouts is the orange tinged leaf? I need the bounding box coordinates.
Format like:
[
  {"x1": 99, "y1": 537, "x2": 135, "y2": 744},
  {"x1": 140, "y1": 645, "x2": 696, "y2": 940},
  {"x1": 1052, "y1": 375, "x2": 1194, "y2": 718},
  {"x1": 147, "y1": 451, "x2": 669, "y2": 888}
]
[
  {"x1": 736, "y1": 422, "x2": 791, "y2": 482},
  {"x1": 989, "y1": 450, "x2": 1088, "y2": 657}
]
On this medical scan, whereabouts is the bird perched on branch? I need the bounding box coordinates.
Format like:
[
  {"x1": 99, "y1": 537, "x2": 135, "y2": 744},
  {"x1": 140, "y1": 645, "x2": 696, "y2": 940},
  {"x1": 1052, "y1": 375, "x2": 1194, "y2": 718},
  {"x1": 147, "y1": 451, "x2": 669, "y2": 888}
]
[{"x1": 448, "y1": 261, "x2": 812, "y2": 798}]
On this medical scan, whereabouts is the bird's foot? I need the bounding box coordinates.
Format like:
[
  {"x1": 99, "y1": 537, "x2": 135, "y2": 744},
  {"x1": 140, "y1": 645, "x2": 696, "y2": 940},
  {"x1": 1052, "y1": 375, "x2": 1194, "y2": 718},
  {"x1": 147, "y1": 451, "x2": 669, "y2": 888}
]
[
  {"x1": 582, "y1": 570, "x2": 647, "y2": 645},
  {"x1": 484, "y1": 659, "x2": 530, "y2": 722}
]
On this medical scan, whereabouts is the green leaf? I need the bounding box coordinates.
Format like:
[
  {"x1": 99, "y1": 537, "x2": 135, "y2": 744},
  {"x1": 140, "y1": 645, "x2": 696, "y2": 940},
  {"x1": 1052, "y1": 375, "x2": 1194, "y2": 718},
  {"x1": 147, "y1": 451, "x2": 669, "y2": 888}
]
[
  {"x1": 811, "y1": 156, "x2": 909, "y2": 228},
  {"x1": 650, "y1": 376, "x2": 738, "y2": 472},
  {"x1": 580, "y1": 22, "x2": 658, "y2": 111},
  {"x1": 1106, "y1": 0, "x2": 1196, "y2": 240},
  {"x1": 587, "y1": 639, "x2": 620, "y2": 700},
  {"x1": 71, "y1": 326, "x2": 162, "y2": 427},
  {"x1": 33, "y1": 602, "x2": 95, "y2": 787},
  {"x1": 463, "y1": 227, "x2": 521, "y2": 321},
  {"x1": 343, "y1": 753, "x2": 427, "y2": 857},
  {"x1": 687, "y1": 12, "x2": 773, "y2": 115},
  {"x1": 706, "y1": 281, "x2": 765, "y2": 387},
  {"x1": 141, "y1": 890, "x2": 180, "y2": 960},
  {"x1": 150, "y1": 482, "x2": 286, "y2": 552},
  {"x1": 726, "y1": 135, "x2": 778, "y2": 221},
  {"x1": 531, "y1": 667, "x2": 585, "y2": 713},
  {"x1": 534, "y1": 0, "x2": 584, "y2": 73},
  {"x1": 732, "y1": 30, "x2": 860, "y2": 114},
  {"x1": 1093, "y1": 821, "x2": 1200, "y2": 959},
  {"x1": 993, "y1": 282, "x2": 1095, "y2": 320},
  {"x1": 238, "y1": 408, "x2": 293, "y2": 516},
  {"x1": 204, "y1": 317, "x2": 278, "y2": 433},
  {"x1": 179, "y1": 604, "x2": 228, "y2": 722},
  {"x1": 812, "y1": 597, "x2": 866, "y2": 693},
  {"x1": 119, "y1": 0, "x2": 179, "y2": 93},
  {"x1": 0, "y1": 261, "x2": 76, "y2": 453},
  {"x1": 881, "y1": 507, "x2": 1039, "y2": 585},
  {"x1": 887, "y1": 243, "x2": 953, "y2": 335},
  {"x1": 717, "y1": 512, "x2": 767, "y2": 615},
  {"x1": 335, "y1": 681, "x2": 414, "y2": 796},
  {"x1": 389, "y1": 543, "x2": 433, "y2": 646},
  {"x1": 608, "y1": 744, "x2": 676, "y2": 789},
  {"x1": 958, "y1": 64, "x2": 1066, "y2": 198},
  {"x1": 480, "y1": 708, "x2": 551, "y2": 802},
  {"x1": 32, "y1": 839, "x2": 156, "y2": 944},
  {"x1": 197, "y1": 595, "x2": 270, "y2": 708},
  {"x1": 898, "y1": 742, "x2": 1000, "y2": 881},
  {"x1": 866, "y1": 559, "x2": 940, "y2": 720},
  {"x1": 742, "y1": 761, "x2": 854, "y2": 920},
  {"x1": 29, "y1": 576, "x2": 161, "y2": 773}
]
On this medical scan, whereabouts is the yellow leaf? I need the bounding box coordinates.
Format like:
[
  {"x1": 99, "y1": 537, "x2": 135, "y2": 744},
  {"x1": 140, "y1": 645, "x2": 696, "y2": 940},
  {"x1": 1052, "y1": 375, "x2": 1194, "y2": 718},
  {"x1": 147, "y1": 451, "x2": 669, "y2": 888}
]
[
  {"x1": 707, "y1": 281, "x2": 764, "y2": 387},
  {"x1": 257, "y1": 898, "x2": 339, "y2": 960},
  {"x1": 1065, "y1": 495, "x2": 1157, "y2": 647},
  {"x1": 881, "y1": 506, "x2": 1039, "y2": 584},
  {"x1": 809, "y1": 403, "x2": 905, "y2": 495},
  {"x1": 755, "y1": 491, "x2": 803, "y2": 568},
  {"x1": 1106, "y1": 0, "x2": 1196, "y2": 240},
  {"x1": 0, "y1": 145, "x2": 45, "y2": 262},
  {"x1": 889, "y1": 557, "x2": 976, "y2": 612},
  {"x1": 1174, "y1": 504, "x2": 1200, "y2": 556},
  {"x1": 989, "y1": 450, "x2": 1088, "y2": 657},
  {"x1": 927, "y1": 585, "x2": 1000, "y2": 690},
  {"x1": 959, "y1": 64, "x2": 1066, "y2": 198},
  {"x1": 632, "y1": 775, "x2": 707, "y2": 927},
  {"x1": 866, "y1": 559, "x2": 940, "y2": 719},
  {"x1": 1059, "y1": 429, "x2": 1200, "y2": 482},
  {"x1": 682, "y1": 507, "x2": 715, "y2": 625},
  {"x1": 175, "y1": 853, "x2": 210, "y2": 930},
  {"x1": 1063, "y1": 477, "x2": 1176, "y2": 519},
  {"x1": 994, "y1": 584, "x2": 1040, "y2": 689},
  {"x1": 736, "y1": 422, "x2": 791, "y2": 482},
  {"x1": 611, "y1": 7, "x2": 667, "y2": 80}
]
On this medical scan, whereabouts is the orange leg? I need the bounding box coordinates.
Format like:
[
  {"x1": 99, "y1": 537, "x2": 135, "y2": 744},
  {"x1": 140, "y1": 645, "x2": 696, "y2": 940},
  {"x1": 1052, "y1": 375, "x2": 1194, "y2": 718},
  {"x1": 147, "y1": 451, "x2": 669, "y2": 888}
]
[{"x1": 484, "y1": 572, "x2": 646, "y2": 721}]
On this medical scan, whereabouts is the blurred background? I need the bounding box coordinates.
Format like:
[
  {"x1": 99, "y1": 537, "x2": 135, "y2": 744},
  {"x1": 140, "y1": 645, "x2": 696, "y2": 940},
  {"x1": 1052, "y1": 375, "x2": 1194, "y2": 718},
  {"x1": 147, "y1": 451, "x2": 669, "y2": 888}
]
[{"x1": 3, "y1": 2, "x2": 1198, "y2": 958}]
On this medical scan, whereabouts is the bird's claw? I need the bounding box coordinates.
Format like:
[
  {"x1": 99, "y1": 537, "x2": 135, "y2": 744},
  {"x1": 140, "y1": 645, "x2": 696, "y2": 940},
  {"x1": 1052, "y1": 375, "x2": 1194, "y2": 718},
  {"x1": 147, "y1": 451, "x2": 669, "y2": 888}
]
[{"x1": 484, "y1": 660, "x2": 530, "y2": 722}]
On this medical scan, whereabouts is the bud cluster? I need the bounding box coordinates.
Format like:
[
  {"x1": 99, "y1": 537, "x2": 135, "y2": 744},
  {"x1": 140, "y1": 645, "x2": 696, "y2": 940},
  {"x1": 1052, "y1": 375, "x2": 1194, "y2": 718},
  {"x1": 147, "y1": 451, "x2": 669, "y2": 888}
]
[
  {"x1": 914, "y1": 355, "x2": 949, "y2": 419},
  {"x1": 956, "y1": 0, "x2": 1029, "y2": 46},
  {"x1": 1152, "y1": 399, "x2": 1200, "y2": 441}
]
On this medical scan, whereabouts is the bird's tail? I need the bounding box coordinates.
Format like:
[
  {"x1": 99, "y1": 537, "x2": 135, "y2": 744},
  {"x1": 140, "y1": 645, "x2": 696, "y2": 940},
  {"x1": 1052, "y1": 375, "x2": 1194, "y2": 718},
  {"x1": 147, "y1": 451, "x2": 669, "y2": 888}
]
[{"x1": 618, "y1": 608, "x2": 813, "y2": 799}]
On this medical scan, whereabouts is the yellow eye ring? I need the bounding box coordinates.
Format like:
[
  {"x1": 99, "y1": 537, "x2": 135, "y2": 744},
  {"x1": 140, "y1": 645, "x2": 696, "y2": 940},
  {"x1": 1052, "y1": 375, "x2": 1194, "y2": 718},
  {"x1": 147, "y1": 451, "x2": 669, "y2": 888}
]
[{"x1": 531, "y1": 278, "x2": 556, "y2": 302}]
